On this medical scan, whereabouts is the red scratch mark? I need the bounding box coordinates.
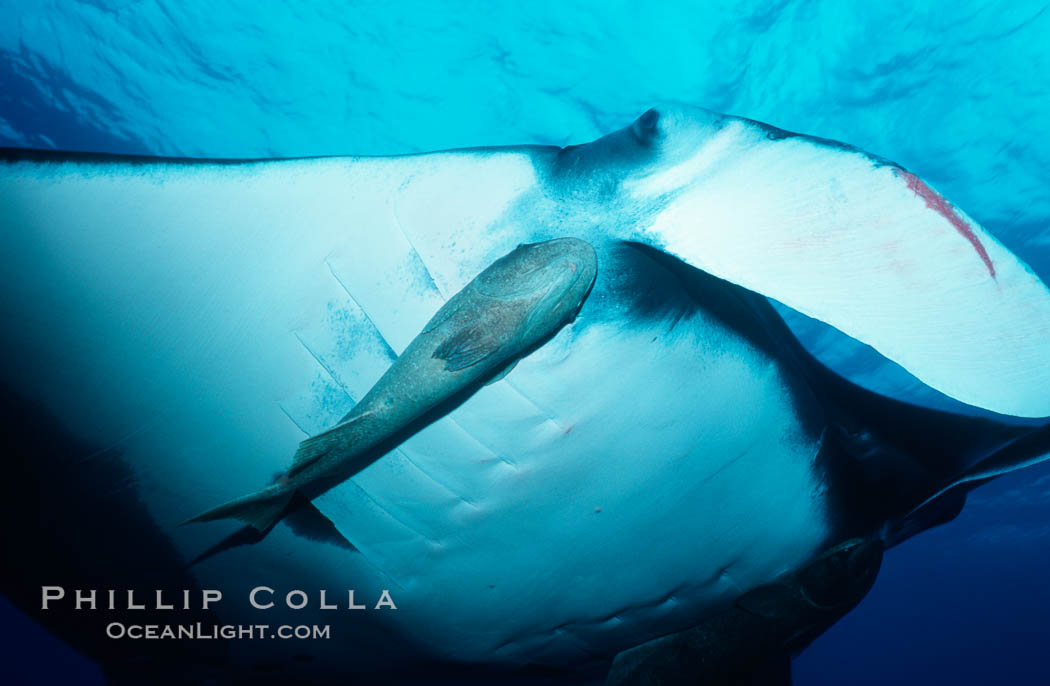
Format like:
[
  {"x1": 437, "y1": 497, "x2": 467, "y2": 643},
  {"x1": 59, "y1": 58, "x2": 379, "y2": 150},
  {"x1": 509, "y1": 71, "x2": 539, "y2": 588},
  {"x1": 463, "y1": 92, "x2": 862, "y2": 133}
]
[{"x1": 897, "y1": 169, "x2": 996, "y2": 278}]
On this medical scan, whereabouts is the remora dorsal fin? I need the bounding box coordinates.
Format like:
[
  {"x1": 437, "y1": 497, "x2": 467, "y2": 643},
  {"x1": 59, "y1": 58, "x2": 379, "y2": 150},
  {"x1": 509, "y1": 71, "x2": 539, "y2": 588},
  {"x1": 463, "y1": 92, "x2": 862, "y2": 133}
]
[
  {"x1": 287, "y1": 435, "x2": 328, "y2": 477},
  {"x1": 287, "y1": 412, "x2": 372, "y2": 477},
  {"x1": 287, "y1": 407, "x2": 386, "y2": 476}
]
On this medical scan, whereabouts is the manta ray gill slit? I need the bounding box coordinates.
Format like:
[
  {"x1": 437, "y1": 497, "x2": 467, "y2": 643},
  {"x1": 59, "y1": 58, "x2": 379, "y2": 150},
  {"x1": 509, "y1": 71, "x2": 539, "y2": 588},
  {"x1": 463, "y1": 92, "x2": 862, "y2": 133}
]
[{"x1": 895, "y1": 168, "x2": 996, "y2": 278}]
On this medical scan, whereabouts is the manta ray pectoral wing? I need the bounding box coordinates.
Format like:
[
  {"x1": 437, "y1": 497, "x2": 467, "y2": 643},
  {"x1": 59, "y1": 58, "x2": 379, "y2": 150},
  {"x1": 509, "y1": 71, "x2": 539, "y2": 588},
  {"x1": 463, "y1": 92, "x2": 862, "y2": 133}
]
[{"x1": 600, "y1": 105, "x2": 1050, "y2": 417}]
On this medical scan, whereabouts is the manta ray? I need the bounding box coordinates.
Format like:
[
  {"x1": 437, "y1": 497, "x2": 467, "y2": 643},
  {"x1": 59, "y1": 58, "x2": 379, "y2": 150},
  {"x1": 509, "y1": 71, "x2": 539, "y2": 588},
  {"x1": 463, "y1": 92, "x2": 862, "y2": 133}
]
[{"x1": 1, "y1": 104, "x2": 1049, "y2": 685}]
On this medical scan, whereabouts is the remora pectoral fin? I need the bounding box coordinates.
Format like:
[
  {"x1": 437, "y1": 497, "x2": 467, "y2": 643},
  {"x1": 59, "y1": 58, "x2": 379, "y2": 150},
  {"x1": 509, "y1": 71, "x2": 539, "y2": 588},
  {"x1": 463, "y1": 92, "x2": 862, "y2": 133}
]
[{"x1": 432, "y1": 325, "x2": 499, "y2": 371}]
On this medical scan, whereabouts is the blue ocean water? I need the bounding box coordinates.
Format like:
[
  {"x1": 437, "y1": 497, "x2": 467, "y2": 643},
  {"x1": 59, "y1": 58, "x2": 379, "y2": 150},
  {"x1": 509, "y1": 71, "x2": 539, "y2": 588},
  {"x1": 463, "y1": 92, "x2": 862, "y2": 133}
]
[{"x1": 1, "y1": 1, "x2": 1049, "y2": 683}]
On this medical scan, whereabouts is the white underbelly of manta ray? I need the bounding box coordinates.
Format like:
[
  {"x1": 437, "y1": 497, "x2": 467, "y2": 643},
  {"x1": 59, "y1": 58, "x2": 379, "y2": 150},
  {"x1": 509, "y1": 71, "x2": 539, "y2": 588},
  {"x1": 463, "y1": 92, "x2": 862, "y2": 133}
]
[{"x1": 306, "y1": 254, "x2": 829, "y2": 661}]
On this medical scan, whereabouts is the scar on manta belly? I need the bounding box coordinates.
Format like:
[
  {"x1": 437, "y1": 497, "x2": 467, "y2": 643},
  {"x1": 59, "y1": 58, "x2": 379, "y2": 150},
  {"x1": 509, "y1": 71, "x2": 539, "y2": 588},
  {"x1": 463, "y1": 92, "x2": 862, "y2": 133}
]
[{"x1": 895, "y1": 168, "x2": 996, "y2": 278}]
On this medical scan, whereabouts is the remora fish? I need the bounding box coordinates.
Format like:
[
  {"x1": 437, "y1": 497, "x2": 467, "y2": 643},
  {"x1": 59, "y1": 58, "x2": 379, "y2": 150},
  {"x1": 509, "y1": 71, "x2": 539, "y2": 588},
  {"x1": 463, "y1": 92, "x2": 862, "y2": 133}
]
[{"x1": 185, "y1": 237, "x2": 597, "y2": 531}]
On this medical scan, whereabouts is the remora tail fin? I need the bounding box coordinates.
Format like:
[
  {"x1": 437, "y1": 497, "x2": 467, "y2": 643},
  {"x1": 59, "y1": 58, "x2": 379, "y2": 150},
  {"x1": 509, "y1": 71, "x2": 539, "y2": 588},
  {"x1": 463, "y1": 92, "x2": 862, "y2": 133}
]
[{"x1": 183, "y1": 487, "x2": 295, "y2": 532}]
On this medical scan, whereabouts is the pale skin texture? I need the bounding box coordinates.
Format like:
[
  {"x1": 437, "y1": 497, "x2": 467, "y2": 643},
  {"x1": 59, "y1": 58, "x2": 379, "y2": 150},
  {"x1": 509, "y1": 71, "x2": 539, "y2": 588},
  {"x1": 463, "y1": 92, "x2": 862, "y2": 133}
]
[{"x1": 186, "y1": 237, "x2": 598, "y2": 530}]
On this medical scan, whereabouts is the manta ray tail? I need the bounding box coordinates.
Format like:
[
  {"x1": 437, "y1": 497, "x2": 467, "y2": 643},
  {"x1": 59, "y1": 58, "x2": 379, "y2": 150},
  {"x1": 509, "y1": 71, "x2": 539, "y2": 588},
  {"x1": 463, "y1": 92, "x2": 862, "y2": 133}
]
[{"x1": 182, "y1": 486, "x2": 295, "y2": 532}]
